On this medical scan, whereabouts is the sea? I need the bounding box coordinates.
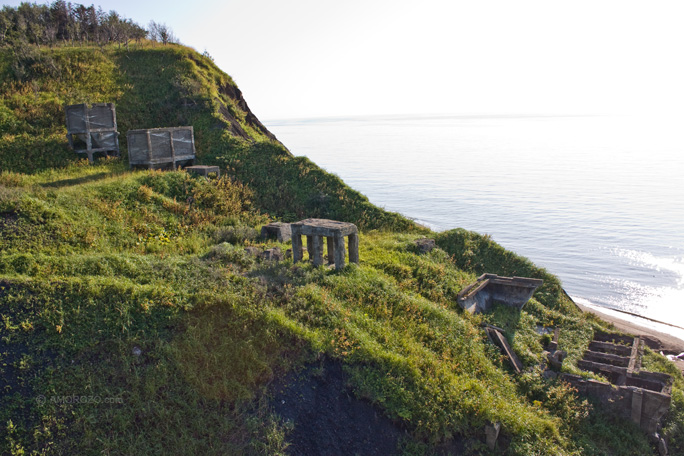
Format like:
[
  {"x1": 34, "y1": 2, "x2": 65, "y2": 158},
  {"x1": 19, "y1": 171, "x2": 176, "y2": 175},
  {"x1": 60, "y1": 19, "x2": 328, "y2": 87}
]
[{"x1": 265, "y1": 114, "x2": 684, "y2": 340}]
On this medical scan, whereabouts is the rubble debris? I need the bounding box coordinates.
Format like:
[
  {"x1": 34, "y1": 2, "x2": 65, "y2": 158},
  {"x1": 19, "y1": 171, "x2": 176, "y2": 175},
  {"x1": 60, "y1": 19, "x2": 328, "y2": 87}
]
[
  {"x1": 544, "y1": 327, "x2": 566, "y2": 370},
  {"x1": 186, "y1": 165, "x2": 220, "y2": 178},
  {"x1": 261, "y1": 247, "x2": 284, "y2": 262},
  {"x1": 485, "y1": 422, "x2": 501, "y2": 451},
  {"x1": 244, "y1": 246, "x2": 262, "y2": 257}
]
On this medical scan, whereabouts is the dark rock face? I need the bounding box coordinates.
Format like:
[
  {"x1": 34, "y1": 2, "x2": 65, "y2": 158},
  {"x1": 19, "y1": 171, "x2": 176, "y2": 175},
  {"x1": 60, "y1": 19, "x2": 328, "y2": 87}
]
[
  {"x1": 217, "y1": 81, "x2": 279, "y2": 142},
  {"x1": 270, "y1": 360, "x2": 404, "y2": 456}
]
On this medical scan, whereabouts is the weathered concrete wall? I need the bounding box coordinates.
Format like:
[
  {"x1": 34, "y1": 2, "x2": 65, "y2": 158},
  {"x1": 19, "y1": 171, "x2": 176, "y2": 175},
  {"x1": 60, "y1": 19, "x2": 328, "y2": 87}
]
[
  {"x1": 562, "y1": 374, "x2": 671, "y2": 435},
  {"x1": 566, "y1": 332, "x2": 672, "y2": 435},
  {"x1": 457, "y1": 274, "x2": 543, "y2": 314}
]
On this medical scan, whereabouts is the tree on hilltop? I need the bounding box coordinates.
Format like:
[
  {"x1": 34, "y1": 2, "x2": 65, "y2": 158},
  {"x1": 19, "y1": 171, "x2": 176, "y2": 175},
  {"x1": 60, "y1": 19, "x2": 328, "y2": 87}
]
[
  {"x1": 0, "y1": 1, "x2": 147, "y2": 47},
  {"x1": 147, "y1": 20, "x2": 177, "y2": 45}
]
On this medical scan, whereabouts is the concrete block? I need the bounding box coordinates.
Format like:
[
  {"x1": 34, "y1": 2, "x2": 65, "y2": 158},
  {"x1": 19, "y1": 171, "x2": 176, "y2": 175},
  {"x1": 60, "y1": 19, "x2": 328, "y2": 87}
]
[
  {"x1": 186, "y1": 165, "x2": 220, "y2": 178},
  {"x1": 261, "y1": 222, "x2": 292, "y2": 243}
]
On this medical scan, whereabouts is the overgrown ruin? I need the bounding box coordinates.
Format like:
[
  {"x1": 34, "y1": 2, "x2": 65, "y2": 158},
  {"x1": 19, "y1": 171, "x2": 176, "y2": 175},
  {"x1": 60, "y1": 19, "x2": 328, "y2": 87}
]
[
  {"x1": 291, "y1": 218, "x2": 359, "y2": 270},
  {"x1": 562, "y1": 331, "x2": 672, "y2": 436},
  {"x1": 484, "y1": 324, "x2": 524, "y2": 374},
  {"x1": 457, "y1": 274, "x2": 543, "y2": 314}
]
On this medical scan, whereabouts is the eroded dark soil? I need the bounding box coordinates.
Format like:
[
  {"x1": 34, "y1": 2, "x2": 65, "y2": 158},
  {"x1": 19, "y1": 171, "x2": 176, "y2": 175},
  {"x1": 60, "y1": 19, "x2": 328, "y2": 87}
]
[{"x1": 270, "y1": 359, "x2": 405, "y2": 456}]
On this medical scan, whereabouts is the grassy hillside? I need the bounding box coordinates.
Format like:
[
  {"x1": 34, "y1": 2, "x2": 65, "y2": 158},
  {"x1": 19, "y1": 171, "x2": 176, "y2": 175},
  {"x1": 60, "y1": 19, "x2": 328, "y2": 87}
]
[
  {"x1": 1, "y1": 42, "x2": 683, "y2": 455},
  {"x1": 0, "y1": 41, "x2": 416, "y2": 231}
]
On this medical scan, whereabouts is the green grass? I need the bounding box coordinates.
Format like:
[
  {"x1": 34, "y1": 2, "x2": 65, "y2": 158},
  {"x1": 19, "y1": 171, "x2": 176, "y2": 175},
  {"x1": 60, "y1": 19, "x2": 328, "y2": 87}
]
[
  {"x1": 1, "y1": 42, "x2": 684, "y2": 455},
  {"x1": 0, "y1": 42, "x2": 416, "y2": 231}
]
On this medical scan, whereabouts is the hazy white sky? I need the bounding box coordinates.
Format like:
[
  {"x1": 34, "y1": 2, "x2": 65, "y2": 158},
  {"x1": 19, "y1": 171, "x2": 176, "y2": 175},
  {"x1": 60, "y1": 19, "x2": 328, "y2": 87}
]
[{"x1": 6, "y1": 0, "x2": 684, "y2": 119}]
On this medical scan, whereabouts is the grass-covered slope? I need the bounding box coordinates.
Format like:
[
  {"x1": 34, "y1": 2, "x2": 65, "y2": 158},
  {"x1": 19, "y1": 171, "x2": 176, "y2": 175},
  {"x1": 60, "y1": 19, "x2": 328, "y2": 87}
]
[
  {"x1": 0, "y1": 42, "x2": 415, "y2": 231},
  {"x1": 1, "y1": 43, "x2": 683, "y2": 455}
]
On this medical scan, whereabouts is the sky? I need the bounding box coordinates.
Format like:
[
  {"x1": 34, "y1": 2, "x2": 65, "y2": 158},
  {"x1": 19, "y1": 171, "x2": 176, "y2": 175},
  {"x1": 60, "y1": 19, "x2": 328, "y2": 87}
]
[{"x1": 5, "y1": 0, "x2": 684, "y2": 120}]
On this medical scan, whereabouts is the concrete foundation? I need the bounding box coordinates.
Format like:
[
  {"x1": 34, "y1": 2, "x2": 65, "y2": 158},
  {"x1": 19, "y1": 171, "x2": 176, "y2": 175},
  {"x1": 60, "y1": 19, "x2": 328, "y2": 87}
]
[
  {"x1": 562, "y1": 331, "x2": 672, "y2": 435},
  {"x1": 186, "y1": 165, "x2": 220, "y2": 178}
]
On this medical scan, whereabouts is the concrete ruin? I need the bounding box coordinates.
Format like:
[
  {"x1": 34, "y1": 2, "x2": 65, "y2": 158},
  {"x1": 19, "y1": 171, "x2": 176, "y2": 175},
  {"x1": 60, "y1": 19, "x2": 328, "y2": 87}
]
[
  {"x1": 457, "y1": 274, "x2": 543, "y2": 314},
  {"x1": 261, "y1": 222, "x2": 292, "y2": 243},
  {"x1": 483, "y1": 324, "x2": 524, "y2": 374},
  {"x1": 185, "y1": 165, "x2": 220, "y2": 178},
  {"x1": 290, "y1": 218, "x2": 359, "y2": 270},
  {"x1": 127, "y1": 126, "x2": 196, "y2": 170},
  {"x1": 545, "y1": 327, "x2": 567, "y2": 371},
  {"x1": 562, "y1": 331, "x2": 672, "y2": 435},
  {"x1": 65, "y1": 103, "x2": 120, "y2": 163},
  {"x1": 485, "y1": 422, "x2": 502, "y2": 451},
  {"x1": 261, "y1": 247, "x2": 284, "y2": 262},
  {"x1": 414, "y1": 238, "x2": 436, "y2": 254}
]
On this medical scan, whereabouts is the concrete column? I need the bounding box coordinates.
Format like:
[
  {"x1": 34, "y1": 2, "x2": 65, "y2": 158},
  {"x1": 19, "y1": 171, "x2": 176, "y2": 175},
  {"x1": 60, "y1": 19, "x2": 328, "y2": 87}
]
[
  {"x1": 326, "y1": 237, "x2": 334, "y2": 264},
  {"x1": 306, "y1": 236, "x2": 313, "y2": 261},
  {"x1": 631, "y1": 389, "x2": 643, "y2": 426},
  {"x1": 312, "y1": 235, "x2": 324, "y2": 266},
  {"x1": 291, "y1": 227, "x2": 303, "y2": 263},
  {"x1": 485, "y1": 422, "x2": 501, "y2": 451},
  {"x1": 333, "y1": 233, "x2": 346, "y2": 270},
  {"x1": 348, "y1": 233, "x2": 359, "y2": 264}
]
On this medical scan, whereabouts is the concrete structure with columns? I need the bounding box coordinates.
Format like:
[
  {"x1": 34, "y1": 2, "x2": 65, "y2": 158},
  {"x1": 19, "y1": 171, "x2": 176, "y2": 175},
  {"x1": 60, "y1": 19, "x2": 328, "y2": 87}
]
[{"x1": 290, "y1": 219, "x2": 359, "y2": 270}]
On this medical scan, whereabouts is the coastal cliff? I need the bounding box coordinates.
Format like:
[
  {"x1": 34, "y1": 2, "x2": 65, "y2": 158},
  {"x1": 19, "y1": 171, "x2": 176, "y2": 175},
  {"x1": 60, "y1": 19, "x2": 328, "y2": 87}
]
[{"x1": 1, "y1": 40, "x2": 683, "y2": 456}]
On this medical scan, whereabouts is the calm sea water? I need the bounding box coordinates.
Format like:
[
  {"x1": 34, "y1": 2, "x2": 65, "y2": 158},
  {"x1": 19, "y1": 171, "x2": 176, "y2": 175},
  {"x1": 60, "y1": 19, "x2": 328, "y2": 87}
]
[{"x1": 265, "y1": 114, "x2": 684, "y2": 332}]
